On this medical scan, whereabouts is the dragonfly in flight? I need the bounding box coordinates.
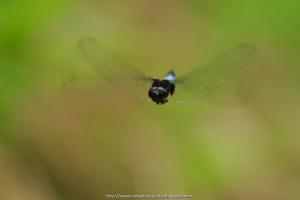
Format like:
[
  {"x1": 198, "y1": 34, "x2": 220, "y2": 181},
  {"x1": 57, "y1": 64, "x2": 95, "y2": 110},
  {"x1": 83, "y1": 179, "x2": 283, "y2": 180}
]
[{"x1": 65, "y1": 37, "x2": 255, "y2": 105}]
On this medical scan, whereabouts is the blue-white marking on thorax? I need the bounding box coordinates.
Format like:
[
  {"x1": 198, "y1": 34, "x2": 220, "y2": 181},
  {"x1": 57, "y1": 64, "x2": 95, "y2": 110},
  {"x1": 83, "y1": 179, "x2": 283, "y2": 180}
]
[{"x1": 163, "y1": 71, "x2": 176, "y2": 82}]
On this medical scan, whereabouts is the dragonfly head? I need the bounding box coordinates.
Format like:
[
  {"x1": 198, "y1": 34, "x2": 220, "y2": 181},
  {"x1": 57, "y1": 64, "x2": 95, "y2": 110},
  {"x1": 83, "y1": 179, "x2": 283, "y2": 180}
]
[
  {"x1": 148, "y1": 86, "x2": 169, "y2": 104},
  {"x1": 148, "y1": 79, "x2": 176, "y2": 104}
]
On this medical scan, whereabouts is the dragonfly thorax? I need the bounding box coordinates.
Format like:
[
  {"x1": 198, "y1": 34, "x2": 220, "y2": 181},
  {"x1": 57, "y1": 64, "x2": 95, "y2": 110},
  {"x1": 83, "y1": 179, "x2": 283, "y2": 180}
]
[{"x1": 148, "y1": 79, "x2": 175, "y2": 105}]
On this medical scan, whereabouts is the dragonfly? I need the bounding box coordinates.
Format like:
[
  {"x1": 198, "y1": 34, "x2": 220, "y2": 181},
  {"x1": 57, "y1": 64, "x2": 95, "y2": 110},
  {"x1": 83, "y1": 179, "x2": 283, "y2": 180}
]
[{"x1": 64, "y1": 37, "x2": 255, "y2": 105}]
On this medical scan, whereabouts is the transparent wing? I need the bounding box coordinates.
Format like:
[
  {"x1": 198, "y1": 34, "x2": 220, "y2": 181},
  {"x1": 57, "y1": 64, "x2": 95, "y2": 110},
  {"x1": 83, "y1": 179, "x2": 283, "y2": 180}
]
[
  {"x1": 64, "y1": 37, "x2": 152, "y2": 100},
  {"x1": 78, "y1": 37, "x2": 152, "y2": 85},
  {"x1": 174, "y1": 43, "x2": 256, "y2": 103}
]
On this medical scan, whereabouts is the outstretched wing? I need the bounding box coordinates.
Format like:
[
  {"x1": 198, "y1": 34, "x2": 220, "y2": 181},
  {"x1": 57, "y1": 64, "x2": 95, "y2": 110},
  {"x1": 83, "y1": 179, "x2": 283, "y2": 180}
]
[
  {"x1": 174, "y1": 43, "x2": 256, "y2": 103},
  {"x1": 78, "y1": 37, "x2": 151, "y2": 85},
  {"x1": 64, "y1": 37, "x2": 152, "y2": 99}
]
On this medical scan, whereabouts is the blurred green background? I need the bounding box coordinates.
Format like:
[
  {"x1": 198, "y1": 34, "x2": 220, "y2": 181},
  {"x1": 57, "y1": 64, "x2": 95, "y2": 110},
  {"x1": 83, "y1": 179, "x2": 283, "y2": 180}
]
[{"x1": 1, "y1": 0, "x2": 300, "y2": 199}]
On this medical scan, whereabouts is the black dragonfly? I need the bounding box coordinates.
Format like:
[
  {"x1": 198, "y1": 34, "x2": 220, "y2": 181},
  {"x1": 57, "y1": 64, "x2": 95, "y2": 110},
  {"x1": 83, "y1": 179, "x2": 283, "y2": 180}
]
[{"x1": 65, "y1": 37, "x2": 255, "y2": 104}]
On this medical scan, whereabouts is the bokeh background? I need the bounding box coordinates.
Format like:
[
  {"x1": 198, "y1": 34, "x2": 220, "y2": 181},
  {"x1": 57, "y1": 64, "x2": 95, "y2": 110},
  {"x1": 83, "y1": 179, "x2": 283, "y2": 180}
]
[{"x1": 1, "y1": 0, "x2": 300, "y2": 199}]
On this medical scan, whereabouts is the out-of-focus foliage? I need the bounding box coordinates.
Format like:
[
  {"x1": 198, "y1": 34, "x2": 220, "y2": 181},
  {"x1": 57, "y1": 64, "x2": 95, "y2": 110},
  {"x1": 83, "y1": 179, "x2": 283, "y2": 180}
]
[{"x1": 1, "y1": 1, "x2": 300, "y2": 200}]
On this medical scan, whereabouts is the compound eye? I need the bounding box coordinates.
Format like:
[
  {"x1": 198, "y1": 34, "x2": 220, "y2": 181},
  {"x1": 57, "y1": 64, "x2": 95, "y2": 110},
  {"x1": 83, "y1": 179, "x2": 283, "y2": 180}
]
[
  {"x1": 151, "y1": 87, "x2": 167, "y2": 96},
  {"x1": 151, "y1": 88, "x2": 160, "y2": 96}
]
